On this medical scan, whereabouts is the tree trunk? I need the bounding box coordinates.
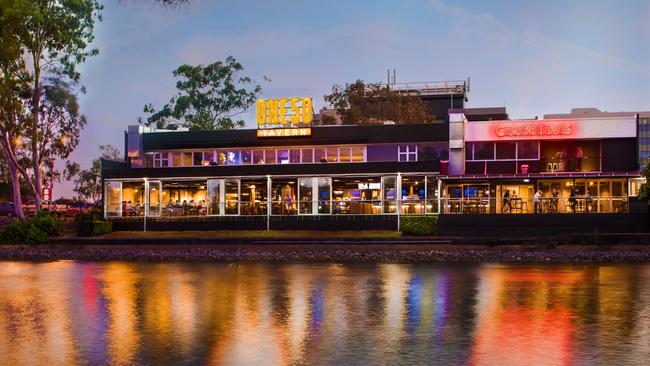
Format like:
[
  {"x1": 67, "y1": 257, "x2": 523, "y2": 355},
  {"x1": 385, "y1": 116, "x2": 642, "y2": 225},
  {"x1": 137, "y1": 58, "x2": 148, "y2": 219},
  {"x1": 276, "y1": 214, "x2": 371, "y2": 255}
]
[
  {"x1": 32, "y1": 63, "x2": 43, "y2": 211},
  {"x1": 0, "y1": 135, "x2": 25, "y2": 220}
]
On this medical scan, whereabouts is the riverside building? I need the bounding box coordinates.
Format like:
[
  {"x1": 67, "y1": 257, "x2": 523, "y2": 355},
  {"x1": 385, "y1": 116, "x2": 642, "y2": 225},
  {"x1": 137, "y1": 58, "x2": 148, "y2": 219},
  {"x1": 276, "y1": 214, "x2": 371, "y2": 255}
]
[{"x1": 102, "y1": 87, "x2": 646, "y2": 231}]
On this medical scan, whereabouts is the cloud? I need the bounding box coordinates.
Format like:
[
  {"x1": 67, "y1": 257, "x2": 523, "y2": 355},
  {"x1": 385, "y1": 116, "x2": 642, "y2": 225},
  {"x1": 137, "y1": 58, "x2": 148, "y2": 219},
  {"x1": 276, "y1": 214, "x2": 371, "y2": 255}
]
[{"x1": 429, "y1": 0, "x2": 650, "y2": 79}]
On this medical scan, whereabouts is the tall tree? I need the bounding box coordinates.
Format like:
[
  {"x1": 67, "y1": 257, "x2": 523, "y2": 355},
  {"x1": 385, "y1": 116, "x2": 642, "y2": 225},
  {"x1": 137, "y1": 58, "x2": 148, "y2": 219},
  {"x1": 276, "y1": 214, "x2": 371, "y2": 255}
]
[
  {"x1": 65, "y1": 145, "x2": 122, "y2": 204},
  {"x1": 324, "y1": 80, "x2": 434, "y2": 125},
  {"x1": 0, "y1": 0, "x2": 29, "y2": 220},
  {"x1": 16, "y1": 0, "x2": 102, "y2": 211},
  {"x1": 144, "y1": 56, "x2": 263, "y2": 131}
]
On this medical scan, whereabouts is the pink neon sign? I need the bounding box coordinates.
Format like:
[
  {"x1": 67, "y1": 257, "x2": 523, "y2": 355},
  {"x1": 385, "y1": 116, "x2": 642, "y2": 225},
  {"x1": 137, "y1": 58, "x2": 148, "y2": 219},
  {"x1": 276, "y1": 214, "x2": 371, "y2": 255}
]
[{"x1": 492, "y1": 120, "x2": 575, "y2": 139}]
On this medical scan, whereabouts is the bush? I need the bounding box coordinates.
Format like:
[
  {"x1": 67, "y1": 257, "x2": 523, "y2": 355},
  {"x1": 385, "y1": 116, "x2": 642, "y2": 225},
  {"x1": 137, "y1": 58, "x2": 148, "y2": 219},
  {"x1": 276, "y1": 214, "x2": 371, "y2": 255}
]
[
  {"x1": 92, "y1": 221, "x2": 113, "y2": 236},
  {"x1": 400, "y1": 216, "x2": 438, "y2": 236},
  {"x1": 31, "y1": 212, "x2": 63, "y2": 236},
  {"x1": 0, "y1": 212, "x2": 63, "y2": 244}
]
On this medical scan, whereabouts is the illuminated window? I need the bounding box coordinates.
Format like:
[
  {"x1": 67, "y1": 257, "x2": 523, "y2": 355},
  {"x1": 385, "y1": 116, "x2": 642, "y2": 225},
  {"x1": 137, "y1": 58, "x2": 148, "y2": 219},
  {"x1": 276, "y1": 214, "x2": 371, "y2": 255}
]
[
  {"x1": 302, "y1": 148, "x2": 313, "y2": 163},
  {"x1": 398, "y1": 144, "x2": 417, "y2": 162}
]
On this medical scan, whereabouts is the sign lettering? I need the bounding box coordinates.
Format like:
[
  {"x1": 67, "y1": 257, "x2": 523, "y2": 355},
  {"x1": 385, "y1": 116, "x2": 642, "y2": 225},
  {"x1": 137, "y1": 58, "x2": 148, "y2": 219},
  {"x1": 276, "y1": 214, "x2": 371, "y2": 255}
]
[
  {"x1": 257, "y1": 97, "x2": 313, "y2": 127},
  {"x1": 256, "y1": 128, "x2": 312, "y2": 138},
  {"x1": 494, "y1": 122, "x2": 574, "y2": 139}
]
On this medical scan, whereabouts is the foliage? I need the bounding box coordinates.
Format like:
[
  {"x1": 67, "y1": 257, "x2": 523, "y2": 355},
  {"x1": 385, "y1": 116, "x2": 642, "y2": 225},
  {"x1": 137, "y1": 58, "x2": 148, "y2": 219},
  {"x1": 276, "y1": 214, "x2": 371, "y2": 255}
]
[
  {"x1": 638, "y1": 164, "x2": 650, "y2": 204},
  {"x1": 0, "y1": 211, "x2": 62, "y2": 244},
  {"x1": 143, "y1": 56, "x2": 263, "y2": 131},
  {"x1": 324, "y1": 80, "x2": 434, "y2": 125},
  {"x1": 65, "y1": 145, "x2": 123, "y2": 203},
  {"x1": 5, "y1": 0, "x2": 103, "y2": 211},
  {"x1": 91, "y1": 221, "x2": 112, "y2": 236},
  {"x1": 400, "y1": 216, "x2": 438, "y2": 236}
]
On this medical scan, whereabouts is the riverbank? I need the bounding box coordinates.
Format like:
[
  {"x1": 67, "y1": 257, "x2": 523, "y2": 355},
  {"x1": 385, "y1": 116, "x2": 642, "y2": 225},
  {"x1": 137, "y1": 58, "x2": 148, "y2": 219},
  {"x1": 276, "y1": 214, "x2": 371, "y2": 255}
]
[{"x1": 3, "y1": 243, "x2": 650, "y2": 263}]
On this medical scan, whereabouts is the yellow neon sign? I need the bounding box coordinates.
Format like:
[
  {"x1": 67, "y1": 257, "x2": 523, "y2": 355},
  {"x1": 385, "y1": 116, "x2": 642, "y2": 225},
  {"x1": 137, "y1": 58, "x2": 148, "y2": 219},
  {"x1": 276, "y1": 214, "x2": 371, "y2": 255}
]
[
  {"x1": 257, "y1": 97, "x2": 313, "y2": 127},
  {"x1": 256, "y1": 128, "x2": 312, "y2": 138}
]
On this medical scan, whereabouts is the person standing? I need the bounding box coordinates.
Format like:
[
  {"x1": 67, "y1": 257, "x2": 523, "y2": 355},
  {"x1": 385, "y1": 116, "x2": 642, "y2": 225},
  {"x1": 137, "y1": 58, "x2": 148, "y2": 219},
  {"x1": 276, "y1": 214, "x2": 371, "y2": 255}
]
[
  {"x1": 575, "y1": 147, "x2": 584, "y2": 171},
  {"x1": 569, "y1": 189, "x2": 577, "y2": 213},
  {"x1": 502, "y1": 189, "x2": 511, "y2": 214},
  {"x1": 533, "y1": 189, "x2": 542, "y2": 214}
]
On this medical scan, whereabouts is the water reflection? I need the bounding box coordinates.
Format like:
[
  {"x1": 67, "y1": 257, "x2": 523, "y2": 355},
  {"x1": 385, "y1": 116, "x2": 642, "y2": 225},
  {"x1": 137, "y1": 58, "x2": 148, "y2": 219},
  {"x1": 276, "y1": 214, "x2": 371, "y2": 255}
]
[{"x1": 0, "y1": 261, "x2": 649, "y2": 365}]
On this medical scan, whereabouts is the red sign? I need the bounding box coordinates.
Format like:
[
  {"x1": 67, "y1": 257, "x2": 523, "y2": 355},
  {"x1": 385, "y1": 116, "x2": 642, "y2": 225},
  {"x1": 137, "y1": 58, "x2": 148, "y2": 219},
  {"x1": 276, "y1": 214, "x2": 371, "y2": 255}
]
[
  {"x1": 493, "y1": 121, "x2": 574, "y2": 139},
  {"x1": 41, "y1": 187, "x2": 52, "y2": 202}
]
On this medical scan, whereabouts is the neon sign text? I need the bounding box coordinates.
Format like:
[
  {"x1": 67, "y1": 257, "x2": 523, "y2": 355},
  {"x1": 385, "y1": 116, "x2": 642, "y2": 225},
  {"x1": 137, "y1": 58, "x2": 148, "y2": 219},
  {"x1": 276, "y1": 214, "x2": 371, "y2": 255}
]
[{"x1": 494, "y1": 122, "x2": 574, "y2": 139}]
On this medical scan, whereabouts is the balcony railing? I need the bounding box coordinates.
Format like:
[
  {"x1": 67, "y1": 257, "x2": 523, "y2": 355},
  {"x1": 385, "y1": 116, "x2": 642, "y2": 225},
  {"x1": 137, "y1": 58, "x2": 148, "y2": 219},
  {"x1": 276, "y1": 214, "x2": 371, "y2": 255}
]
[
  {"x1": 107, "y1": 195, "x2": 629, "y2": 218},
  {"x1": 441, "y1": 195, "x2": 629, "y2": 214}
]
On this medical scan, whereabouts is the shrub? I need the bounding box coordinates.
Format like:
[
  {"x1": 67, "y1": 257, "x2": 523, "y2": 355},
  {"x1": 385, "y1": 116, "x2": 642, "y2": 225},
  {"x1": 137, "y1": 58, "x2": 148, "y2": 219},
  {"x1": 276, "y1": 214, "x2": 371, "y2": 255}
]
[
  {"x1": 400, "y1": 216, "x2": 438, "y2": 236},
  {"x1": 0, "y1": 212, "x2": 63, "y2": 244},
  {"x1": 92, "y1": 221, "x2": 112, "y2": 236},
  {"x1": 31, "y1": 212, "x2": 63, "y2": 236}
]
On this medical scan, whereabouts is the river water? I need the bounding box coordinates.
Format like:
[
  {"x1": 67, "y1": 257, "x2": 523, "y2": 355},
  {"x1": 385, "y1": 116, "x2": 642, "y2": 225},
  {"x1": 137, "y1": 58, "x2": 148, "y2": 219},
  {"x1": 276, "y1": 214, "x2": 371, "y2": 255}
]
[{"x1": 0, "y1": 261, "x2": 649, "y2": 366}]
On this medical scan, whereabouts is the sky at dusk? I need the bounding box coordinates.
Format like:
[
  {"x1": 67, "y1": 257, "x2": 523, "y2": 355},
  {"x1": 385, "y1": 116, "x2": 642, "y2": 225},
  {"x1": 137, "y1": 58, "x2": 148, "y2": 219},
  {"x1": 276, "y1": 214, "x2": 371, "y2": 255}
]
[{"x1": 60, "y1": 0, "x2": 650, "y2": 198}]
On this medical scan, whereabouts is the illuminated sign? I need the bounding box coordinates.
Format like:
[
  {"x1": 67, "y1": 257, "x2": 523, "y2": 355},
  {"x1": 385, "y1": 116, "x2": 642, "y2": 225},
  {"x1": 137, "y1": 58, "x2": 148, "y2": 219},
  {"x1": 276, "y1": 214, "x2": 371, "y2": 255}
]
[
  {"x1": 494, "y1": 121, "x2": 574, "y2": 138},
  {"x1": 358, "y1": 183, "x2": 381, "y2": 190},
  {"x1": 256, "y1": 128, "x2": 312, "y2": 138},
  {"x1": 464, "y1": 117, "x2": 637, "y2": 142},
  {"x1": 257, "y1": 97, "x2": 313, "y2": 127}
]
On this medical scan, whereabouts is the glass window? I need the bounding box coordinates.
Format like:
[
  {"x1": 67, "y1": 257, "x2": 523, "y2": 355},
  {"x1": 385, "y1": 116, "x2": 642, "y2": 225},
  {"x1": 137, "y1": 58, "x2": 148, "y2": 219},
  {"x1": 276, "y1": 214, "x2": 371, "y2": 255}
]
[
  {"x1": 225, "y1": 179, "x2": 239, "y2": 215},
  {"x1": 240, "y1": 179, "x2": 267, "y2": 215},
  {"x1": 352, "y1": 147, "x2": 364, "y2": 162},
  {"x1": 318, "y1": 177, "x2": 331, "y2": 214},
  {"x1": 147, "y1": 181, "x2": 161, "y2": 216},
  {"x1": 290, "y1": 149, "x2": 301, "y2": 164},
  {"x1": 465, "y1": 143, "x2": 473, "y2": 160},
  {"x1": 327, "y1": 147, "x2": 338, "y2": 162},
  {"x1": 315, "y1": 148, "x2": 326, "y2": 163},
  {"x1": 426, "y1": 177, "x2": 439, "y2": 214},
  {"x1": 265, "y1": 150, "x2": 275, "y2": 164},
  {"x1": 202, "y1": 151, "x2": 214, "y2": 165},
  {"x1": 182, "y1": 152, "x2": 192, "y2": 166},
  {"x1": 253, "y1": 150, "x2": 265, "y2": 164},
  {"x1": 339, "y1": 147, "x2": 351, "y2": 162},
  {"x1": 153, "y1": 153, "x2": 169, "y2": 167},
  {"x1": 277, "y1": 149, "x2": 289, "y2": 164},
  {"x1": 496, "y1": 142, "x2": 516, "y2": 160},
  {"x1": 105, "y1": 182, "x2": 121, "y2": 217},
  {"x1": 518, "y1": 141, "x2": 539, "y2": 159},
  {"x1": 272, "y1": 179, "x2": 297, "y2": 215},
  {"x1": 302, "y1": 148, "x2": 313, "y2": 163},
  {"x1": 161, "y1": 181, "x2": 208, "y2": 216},
  {"x1": 207, "y1": 179, "x2": 220, "y2": 215},
  {"x1": 226, "y1": 151, "x2": 240, "y2": 165},
  {"x1": 193, "y1": 152, "x2": 202, "y2": 166},
  {"x1": 172, "y1": 152, "x2": 182, "y2": 167},
  {"x1": 382, "y1": 176, "x2": 397, "y2": 213},
  {"x1": 122, "y1": 182, "x2": 145, "y2": 217},
  {"x1": 398, "y1": 144, "x2": 417, "y2": 162},
  {"x1": 474, "y1": 142, "x2": 494, "y2": 160},
  {"x1": 298, "y1": 178, "x2": 313, "y2": 214},
  {"x1": 241, "y1": 150, "x2": 252, "y2": 165},
  {"x1": 401, "y1": 176, "x2": 425, "y2": 214}
]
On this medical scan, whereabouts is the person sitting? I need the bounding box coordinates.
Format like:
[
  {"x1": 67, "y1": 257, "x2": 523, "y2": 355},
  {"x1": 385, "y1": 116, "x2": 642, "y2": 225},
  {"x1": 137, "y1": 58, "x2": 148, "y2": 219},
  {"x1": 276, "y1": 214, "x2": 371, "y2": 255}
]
[
  {"x1": 126, "y1": 201, "x2": 133, "y2": 216},
  {"x1": 134, "y1": 201, "x2": 142, "y2": 216},
  {"x1": 182, "y1": 200, "x2": 189, "y2": 215}
]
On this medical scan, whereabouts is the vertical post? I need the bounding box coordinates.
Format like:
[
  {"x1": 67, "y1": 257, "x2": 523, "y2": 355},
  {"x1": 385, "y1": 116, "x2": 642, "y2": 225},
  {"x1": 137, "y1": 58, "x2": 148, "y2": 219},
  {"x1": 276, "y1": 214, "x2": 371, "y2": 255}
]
[
  {"x1": 437, "y1": 178, "x2": 443, "y2": 214},
  {"x1": 397, "y1": 173, "x2": 402, "y2": 232},
  {"x1": 266, "y1": 175, "x2": 271, "y2": 231},
  {"x1": 143, "y1": 178, "x2": 147, "y2": 232}
]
